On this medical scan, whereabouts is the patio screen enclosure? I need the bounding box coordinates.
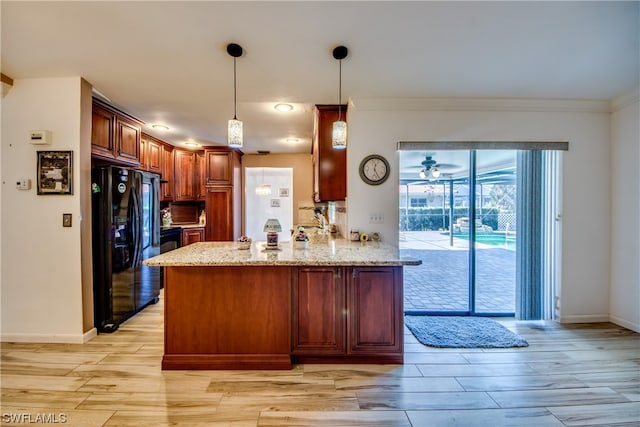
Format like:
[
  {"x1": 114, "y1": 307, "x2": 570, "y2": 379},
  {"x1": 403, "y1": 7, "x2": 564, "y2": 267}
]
[{"x1": 398, "y1": 142, "x2": 567, "y2": 320}]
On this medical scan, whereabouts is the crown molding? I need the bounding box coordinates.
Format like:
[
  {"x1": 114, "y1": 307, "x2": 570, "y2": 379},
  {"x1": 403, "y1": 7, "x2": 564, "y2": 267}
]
[
  {"x1": 350, "y1": 97, "x2": 611, "y2": 113},
  {"x1": 610, "y1": 86, "x2": 640, "y2": 112}
]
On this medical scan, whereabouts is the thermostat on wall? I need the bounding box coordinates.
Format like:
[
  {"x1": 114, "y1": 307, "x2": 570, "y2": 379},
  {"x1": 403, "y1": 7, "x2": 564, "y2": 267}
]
[{"x1": 29, "y1": 130, "x2": 52, "y2": 145}]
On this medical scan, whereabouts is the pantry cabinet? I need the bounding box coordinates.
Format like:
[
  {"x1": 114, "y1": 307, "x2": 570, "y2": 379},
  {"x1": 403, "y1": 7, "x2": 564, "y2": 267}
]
[
  {"x1": 291, "y1": 266, "x2": 403, "y2": 362},
  {"x1": 203, "y1": 149, "x2": 242, "y2": 241}
]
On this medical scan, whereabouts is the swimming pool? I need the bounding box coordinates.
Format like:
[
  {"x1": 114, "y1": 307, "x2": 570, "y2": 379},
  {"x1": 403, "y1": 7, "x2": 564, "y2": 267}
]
[{"x1": 446, "y1": 232, "x2": 516, "y2": 250}]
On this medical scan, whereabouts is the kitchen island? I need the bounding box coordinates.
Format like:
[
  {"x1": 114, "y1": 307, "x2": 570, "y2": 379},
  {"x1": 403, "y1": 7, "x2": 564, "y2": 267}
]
[{"x1": 144, "y1": 235, "x2": 420, "y2": 370}]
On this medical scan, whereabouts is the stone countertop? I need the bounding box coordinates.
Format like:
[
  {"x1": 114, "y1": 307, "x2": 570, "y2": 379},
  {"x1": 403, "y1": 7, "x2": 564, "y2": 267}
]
[{"x1": 144, "y1": 236, "x2": 421, "y2": 267}]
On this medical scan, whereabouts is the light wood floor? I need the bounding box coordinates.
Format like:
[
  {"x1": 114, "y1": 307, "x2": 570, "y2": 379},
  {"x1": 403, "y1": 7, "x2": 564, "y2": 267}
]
[{"x1": 1, "y1": 292, "x2": 639, "y2": 426}]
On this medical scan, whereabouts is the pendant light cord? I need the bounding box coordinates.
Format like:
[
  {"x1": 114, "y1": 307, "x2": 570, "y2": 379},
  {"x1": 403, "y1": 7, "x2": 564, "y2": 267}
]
[
  {"x1": 233, "y1": 57, "x2": 238, "y2": 120},
  {"x1": 338, "y1": 59, "x2": 342, "y2": 121}
]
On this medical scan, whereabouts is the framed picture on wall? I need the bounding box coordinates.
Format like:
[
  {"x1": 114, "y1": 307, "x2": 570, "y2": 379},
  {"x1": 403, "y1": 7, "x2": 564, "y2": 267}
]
[{"x1": 37, "y1": 150, "x2": 73, "y2": 195}]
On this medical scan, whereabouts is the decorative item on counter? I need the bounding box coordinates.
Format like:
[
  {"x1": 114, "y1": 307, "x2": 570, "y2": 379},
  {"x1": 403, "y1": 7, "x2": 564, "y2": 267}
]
[
  {"x1": 350, "y1": 229, "x2": 360, "y2": 241},
  {"x1": 263, "y1": 218, "x2": 282, "y2": 249},
  {"x1": 360, "y1": 232, "x2": 369, "y2": 242},
  {"x1": 371, "y1": 232, "x2": 381, "y2": 242},
  {"x1": 236, "y1": 235, "x2": 252, "y2": 250},
  {"x1": 328, "y1": 223, "x2": 337, "y2": 233},
  {"x1": 161, "y1": 208, "x2": 172, "y2": 227},
  {"x1": 199, "y1": 210, "x2": 206, "y2": 225},
  {"x1": 293, "y1": 226, "x2": 309, "y2": 250}
]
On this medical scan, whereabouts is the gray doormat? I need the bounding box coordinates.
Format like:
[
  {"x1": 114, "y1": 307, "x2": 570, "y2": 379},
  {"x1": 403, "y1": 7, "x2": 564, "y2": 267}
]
[{"x1": 405, "y1": 315, "x2": 529, "y2": 348}]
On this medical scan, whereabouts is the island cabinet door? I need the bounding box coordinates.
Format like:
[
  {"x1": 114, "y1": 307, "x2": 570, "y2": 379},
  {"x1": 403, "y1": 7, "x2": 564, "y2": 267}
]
[
  {"x1": 291, "y1": 267, "x2": 346, "y2": 355},
  {"x1": 347, "y1": 267, "x2": 403, "y2": 354}
]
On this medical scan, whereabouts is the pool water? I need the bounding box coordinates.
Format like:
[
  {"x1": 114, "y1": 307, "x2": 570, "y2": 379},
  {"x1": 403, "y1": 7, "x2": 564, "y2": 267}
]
[{"x1": 447, "y1": 232, "x2": 516, "y2": 251}]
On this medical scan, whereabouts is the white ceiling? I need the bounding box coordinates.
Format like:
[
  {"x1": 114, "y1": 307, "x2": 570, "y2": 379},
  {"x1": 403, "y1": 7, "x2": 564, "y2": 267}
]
[{"x1": 2, "y1": 1, "x2": 638, "y2": 155}]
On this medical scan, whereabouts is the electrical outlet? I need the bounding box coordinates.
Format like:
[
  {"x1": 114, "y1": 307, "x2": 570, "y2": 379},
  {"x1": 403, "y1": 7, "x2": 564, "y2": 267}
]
[
  {"x1": 369, "y1": 212, "x2": 384, "y2": 224},
  {"x1": 62, "y1": 213, "x2": 72, "y2": 227}
]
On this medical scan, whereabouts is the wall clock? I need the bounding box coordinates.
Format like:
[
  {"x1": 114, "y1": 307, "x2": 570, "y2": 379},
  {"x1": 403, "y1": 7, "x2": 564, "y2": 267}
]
[{"x1": 359, "y1": 154, "x2": 390, "y2": 185}]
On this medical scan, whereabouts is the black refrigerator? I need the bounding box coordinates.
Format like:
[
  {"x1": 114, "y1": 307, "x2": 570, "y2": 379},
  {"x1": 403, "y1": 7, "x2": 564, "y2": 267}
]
[{"x1": 91, "y1": 166, "x2": 161, "y2": 332}]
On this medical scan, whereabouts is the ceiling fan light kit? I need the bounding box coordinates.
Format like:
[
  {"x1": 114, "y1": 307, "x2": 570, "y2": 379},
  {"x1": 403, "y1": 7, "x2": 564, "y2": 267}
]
[
  {"x1": 332, "y1": 45, "x2": 348, "y2": 149},
  {"x1": 227, "y1": 43, "x2": 243, "y2": 148}
]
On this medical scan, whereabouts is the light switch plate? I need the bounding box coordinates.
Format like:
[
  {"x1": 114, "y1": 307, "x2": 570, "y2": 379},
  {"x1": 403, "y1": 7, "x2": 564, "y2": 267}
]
[{"x1": 62, "y1": 213, "x2": 72, "y2": 227}]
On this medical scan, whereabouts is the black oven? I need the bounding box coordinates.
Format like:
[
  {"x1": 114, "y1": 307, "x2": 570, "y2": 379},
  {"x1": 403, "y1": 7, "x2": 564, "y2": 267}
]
[
  {"x1": 160, "y1": 227, "x2": 181, "y2": 288},
  {"x1": 160, "y1": 227, "x2": 181, "y2": 253}
]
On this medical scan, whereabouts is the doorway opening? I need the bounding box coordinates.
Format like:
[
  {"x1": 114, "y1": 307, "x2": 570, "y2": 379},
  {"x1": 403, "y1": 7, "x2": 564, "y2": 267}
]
[{"x1": 245, "y1": 168, "x2": 293, "y2": 242}]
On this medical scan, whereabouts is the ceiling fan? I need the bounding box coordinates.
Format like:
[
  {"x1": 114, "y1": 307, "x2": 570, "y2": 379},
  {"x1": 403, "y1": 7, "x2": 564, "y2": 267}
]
[{"x1": 419, "y1": 155, "x2": 449, "y2": 180}]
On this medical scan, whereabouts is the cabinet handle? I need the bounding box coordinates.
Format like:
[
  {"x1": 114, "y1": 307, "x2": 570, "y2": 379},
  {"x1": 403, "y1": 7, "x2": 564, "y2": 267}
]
[
  {"x1": 352, "y1": 269, "x2": 357, "y2": 279},
  {"x1": 336, "y1": 268, "x2": 341, "y2": 279}
]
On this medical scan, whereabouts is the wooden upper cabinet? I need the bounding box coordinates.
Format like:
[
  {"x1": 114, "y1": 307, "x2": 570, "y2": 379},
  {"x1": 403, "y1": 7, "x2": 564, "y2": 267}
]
[
  {"x1": 173, "y1": 149, "x2": 197, "y2": 201},
  {"x1": 91, "y1": 98, "x2": 142, "y2": 166},
  {"x1": 313, "y1": 105, "x2": 347, "y2": 202},
  {"x1": 147, "y1": 138, "x2": 162, "y2": 174},
  {"x1": 140, "y1": 133, "x2": 163, "y2": 174},
  {"x1": 204, "y1": 149, "x2": 233, "y2": 186},
  {"x1": 91, "y1": 104, "x2": 115, "y2": 159}
]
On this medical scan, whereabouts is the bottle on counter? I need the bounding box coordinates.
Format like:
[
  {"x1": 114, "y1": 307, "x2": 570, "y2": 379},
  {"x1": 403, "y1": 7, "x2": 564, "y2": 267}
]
[{"x1": 199, "y1": 210, "x2": 206, "y2": 225}]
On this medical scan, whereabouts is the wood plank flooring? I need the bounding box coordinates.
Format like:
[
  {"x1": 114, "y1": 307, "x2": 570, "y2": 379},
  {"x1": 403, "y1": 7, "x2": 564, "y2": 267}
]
[{"x1": 1, "y1": 292, "x2": 639, "y2": 426}]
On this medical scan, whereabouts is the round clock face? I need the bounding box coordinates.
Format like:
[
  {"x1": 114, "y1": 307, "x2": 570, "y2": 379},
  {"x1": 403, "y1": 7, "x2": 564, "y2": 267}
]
[{"x1": 359, "y1": 154, "x2": 390, "y2": 185}]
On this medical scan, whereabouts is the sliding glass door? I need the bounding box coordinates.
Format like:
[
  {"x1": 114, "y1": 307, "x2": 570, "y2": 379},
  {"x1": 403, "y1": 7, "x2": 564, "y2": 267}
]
[{"x1": 400, "y1": 149, "x2": 517, "y2": 316}]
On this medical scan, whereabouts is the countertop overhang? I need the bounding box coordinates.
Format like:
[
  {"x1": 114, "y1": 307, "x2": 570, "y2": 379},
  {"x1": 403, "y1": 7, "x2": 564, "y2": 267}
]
[{"x1": 144, "y1": 238, "x2": 421, "y2": 267}]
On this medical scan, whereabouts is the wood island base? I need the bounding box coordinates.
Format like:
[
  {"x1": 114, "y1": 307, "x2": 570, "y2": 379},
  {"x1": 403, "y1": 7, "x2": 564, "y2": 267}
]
[{"x1": 162, "y1": 264, "x2": 404, "y2": 370}]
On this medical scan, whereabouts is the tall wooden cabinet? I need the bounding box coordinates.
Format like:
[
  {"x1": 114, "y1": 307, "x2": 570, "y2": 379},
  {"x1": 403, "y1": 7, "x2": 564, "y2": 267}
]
[
  {"x1": 91, "y1": 98, "x2": 142, "y2": 166},
  {"x1": 291, "y1": 266, "x2": 403, "y2": 363},
  {"x1": 204, "y1": 148, "x2": 242, "y2": 241},
  {"x1": 312, "y1": 105, "x2": 347, "y2": 202},
  {"x1": 161, "y1": 144, "x2": 174, "y2": 201}
]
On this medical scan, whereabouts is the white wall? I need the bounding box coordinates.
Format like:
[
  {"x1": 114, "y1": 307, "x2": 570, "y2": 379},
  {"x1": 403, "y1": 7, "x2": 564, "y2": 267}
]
[
  {"x1": 610, "y1": 90, "x2": 640, "y2": 332},
  {"x1": 347, "y1": 98, "x2": 612, "y2": 324},
  {"x1": 1, "y1": 77, "x2": 95, "y2": 343}
]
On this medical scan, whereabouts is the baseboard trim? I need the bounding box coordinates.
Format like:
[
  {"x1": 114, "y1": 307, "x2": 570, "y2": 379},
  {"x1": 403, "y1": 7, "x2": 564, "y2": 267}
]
[
  {"x1": 557, "y1": 314, "x2": 610, "y2": 324},
  {"x1": 608, "y1": 315, "x2": 640, "y2": 333},
  {"x1": 1, "y1": 328, "x2": 97, "y2": 344}
]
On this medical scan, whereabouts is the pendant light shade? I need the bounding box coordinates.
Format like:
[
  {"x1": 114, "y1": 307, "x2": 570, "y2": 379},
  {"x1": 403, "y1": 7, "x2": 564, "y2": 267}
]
[
  {"x1": 331, "y1": 45, "x2": 348, "y2": 149},
  {"x1": 332, "y1": 120, "x2": 347, "y2": 148},
  {"x1": 227, "y1": 43, "x2": 243, "y2": 148}
]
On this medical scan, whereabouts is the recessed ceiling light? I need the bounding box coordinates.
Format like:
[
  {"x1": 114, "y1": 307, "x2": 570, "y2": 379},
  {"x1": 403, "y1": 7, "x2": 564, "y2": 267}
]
[
  {"x1": 184, "y1": 141, "x2": 201, "y2": 148},
  {"x1": 285, "y1": 138, "x2": 300, "y2": 144},
  {"x1": 274, "y1": 103, "x2": 294, "y2": 112},
  {"x1": 151, "y1": 124, "x2": 169, "y2": 131}
]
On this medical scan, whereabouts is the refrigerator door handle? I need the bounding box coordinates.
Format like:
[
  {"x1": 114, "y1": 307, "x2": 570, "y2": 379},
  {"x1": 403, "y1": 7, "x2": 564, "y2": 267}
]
[{"x1": 131, "y1": 189, "x2": 142, "y2": 268}]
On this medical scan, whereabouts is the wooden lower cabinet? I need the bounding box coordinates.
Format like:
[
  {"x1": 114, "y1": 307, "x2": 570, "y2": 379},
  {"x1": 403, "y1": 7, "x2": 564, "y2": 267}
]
[
  {"x1": 181, "y1": 227, "x2": 204, "y2": 246},
  {"x1": 292, "y1": 267, "x2": 346, "y2": 355},
  {"x1": 291, "y1": 266, "x2": 403, "y2": 363},
  {"x1": 349, "y1": 267, "x2": 403, "y2": 355}
]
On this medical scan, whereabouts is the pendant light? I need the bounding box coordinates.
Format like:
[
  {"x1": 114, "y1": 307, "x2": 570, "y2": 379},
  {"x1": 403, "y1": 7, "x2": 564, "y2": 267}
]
[
  {"x1": 227, "y1": 43, "x2": 243, "y2": 148},
  {"x1": 332, "y1": 45, "x2": 348, "y2": 149},
  {"x1": 255, "y1": 167, "x2": 272, "y2": 196}
]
